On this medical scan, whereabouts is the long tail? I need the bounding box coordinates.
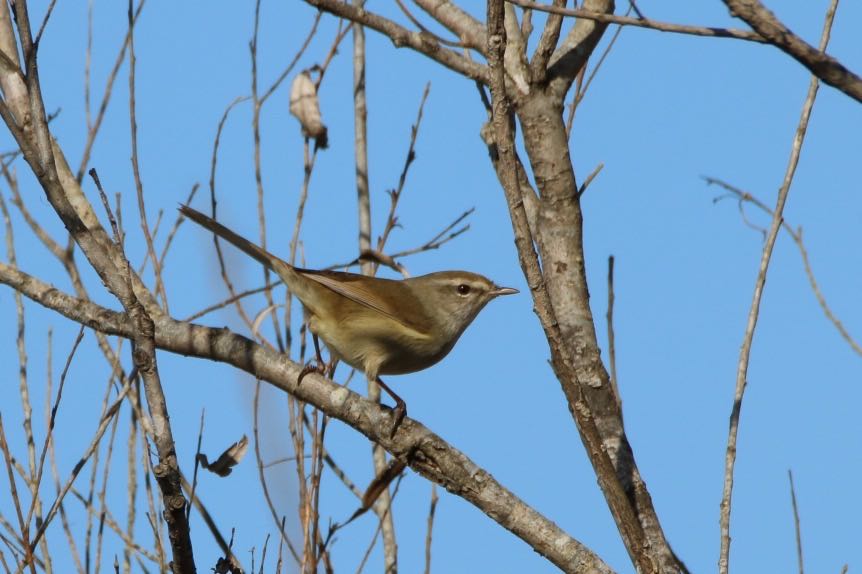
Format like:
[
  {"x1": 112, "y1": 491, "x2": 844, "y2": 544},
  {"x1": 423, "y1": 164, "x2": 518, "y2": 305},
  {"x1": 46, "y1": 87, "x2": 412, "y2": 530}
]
[{"x1": 179, "y1": 205, "x2": 291, "y2": 274}]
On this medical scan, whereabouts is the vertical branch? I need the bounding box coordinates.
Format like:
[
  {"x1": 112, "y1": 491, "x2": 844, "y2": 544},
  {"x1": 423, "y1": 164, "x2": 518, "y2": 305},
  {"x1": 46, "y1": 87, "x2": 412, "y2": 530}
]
[
  {"x1": 84, "y1": 359, "x2": 120, "y2": 573},
  {"x1": 205, "y1": 95, "x2": 257, "y2": 332},
  {"x1": 250, "y1": 0, "x2": 285, "y2": 353},
  {"x1": 486, "y1": 1, "x2": 652, "y2": 572},
  {"x1": 286, "y1": 139, "x2": 317, "y2": 353},
  {"x1": 718, "y1": 2, "x2": 837, "y2": 572},
  {"x1": 0, "y1": 191, "x2": 40, "y2": 535},
  {"x1": 252, "y1": 380, "x2": 300, "y2": 566},
  {"x1": 423, "y1": 484, "x2": 438, "y2": 574},
  {"x1": 93, "y1": 388, "x2": 125, "y2": 574},
  {"x1": 124, "y1": 399, "x2": 138, "y2": 574},
  {"x1": 788, "y1": 470, "x2": 804, "y2": 574},
  {"x1": 351, "y1": 2, "x2": 398, "y2": 570},
  {"x1": 1, "y1": 188, "x2": 44, "y2": 574},
  {"x1": 77, "y1": 0, "x2": 146, "y2": 183},
  {"x1": 126, "y1": 0, "x2": 168, "y2": 312},
  {"x1": 0, "y1": 413, "x2": 34, "y2": 574},
  {"x1": 90, "y1": 168, "x2": 195, "y2": 573},
  {"x1": 44, "y1": 331, "x2": 85, "y2": 574},
  {"x1": 138, "y1": 391, "x2": 165, "y2": 570},
  {"x1": 606, "y1": 255, "x2": 620, "y2": 408}
]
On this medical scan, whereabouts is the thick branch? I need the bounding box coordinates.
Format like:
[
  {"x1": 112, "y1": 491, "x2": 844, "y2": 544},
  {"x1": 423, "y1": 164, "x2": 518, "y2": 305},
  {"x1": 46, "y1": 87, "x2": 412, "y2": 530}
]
[
  {"x1": 486, "y1": 2, "x2": 654, "y2": 572},
  {"x1": 0, "y1": 261, "x2": 613, "y2": 574},
  {"x1": 412, "y1": 0, "x2": 487, "y2": 53},
  {"x1": 546, "y1": 0, "x2": 614, "y2": 97},
  {"x1": 722, "y1": 0, "x2": 862, "y2": 104},
  {"x1": 303, "y1": 0, "x2": 490, "y2": 83}
]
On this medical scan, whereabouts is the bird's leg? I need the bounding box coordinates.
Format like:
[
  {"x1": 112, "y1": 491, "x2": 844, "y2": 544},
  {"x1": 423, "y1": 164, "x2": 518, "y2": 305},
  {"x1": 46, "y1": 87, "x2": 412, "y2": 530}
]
[
  {"x1": 375, "y1": 377, "x2": 406, "y2": 438},
  {"x1": 298, "y1": 333, "x2": 328, "y2": 385}
]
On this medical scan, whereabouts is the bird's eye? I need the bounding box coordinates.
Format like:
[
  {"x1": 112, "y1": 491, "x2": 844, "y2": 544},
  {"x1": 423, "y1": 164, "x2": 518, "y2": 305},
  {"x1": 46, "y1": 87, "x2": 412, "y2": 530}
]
[{"x1": 457, "y1": 284, "x2": 471, "y2": 296}]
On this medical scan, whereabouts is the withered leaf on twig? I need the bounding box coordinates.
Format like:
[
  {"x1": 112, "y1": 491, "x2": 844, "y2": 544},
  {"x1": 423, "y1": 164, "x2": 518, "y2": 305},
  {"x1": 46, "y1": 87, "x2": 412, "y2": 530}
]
[{"x1": 289, "y1": 70, "x2": 328, "y2": 149}]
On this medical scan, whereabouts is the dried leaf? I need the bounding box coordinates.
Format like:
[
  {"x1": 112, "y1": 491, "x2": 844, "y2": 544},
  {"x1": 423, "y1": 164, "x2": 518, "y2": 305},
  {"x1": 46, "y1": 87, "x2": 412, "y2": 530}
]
[{"x1": 289, "y1": 71, "x2": 328, "y2": 149}]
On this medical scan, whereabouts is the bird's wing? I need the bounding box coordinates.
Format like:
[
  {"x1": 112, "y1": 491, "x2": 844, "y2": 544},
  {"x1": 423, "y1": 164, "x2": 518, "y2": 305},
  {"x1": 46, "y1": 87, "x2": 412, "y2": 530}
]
[{"x1": 300, "y1": 271, "x2": 429, "y2": 335}]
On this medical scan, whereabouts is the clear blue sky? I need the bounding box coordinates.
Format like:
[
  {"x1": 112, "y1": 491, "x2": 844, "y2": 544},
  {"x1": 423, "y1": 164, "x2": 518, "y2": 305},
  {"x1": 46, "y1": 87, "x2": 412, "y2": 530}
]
[{"x1": 0, "y1": 1, "x2": 860, "y2": 573}]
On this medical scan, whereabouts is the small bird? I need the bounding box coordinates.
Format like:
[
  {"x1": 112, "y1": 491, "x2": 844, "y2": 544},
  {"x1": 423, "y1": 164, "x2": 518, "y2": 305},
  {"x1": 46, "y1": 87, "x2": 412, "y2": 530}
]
[{"x1": 180, "y1": 205, "x2": 517, "y2": 436}]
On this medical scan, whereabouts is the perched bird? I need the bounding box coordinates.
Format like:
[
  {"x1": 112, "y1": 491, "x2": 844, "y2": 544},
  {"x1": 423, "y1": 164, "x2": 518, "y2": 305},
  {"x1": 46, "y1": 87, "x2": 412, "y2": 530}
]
[{"x1": 180, "y1": 205, "x2": 517, "y2": 436}]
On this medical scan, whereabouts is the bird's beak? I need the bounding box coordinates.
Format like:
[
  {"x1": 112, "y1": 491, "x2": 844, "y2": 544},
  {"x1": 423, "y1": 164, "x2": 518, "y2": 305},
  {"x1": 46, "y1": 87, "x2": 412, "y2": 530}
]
[{"x1": 491, "y1": 286, "x2": 519, "y2": 297}]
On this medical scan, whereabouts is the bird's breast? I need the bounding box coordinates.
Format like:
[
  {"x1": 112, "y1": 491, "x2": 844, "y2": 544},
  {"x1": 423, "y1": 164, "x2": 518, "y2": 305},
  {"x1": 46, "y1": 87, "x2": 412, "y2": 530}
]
[{"x1": 308, "y1": 311, "x2": 452, "y2": 379}]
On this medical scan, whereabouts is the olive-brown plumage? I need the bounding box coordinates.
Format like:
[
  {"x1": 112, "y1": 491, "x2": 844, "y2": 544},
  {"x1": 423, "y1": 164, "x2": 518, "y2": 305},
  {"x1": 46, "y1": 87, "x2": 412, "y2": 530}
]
[{"x1": 180, "y1": 205, "x2": 517, "y2": 435}]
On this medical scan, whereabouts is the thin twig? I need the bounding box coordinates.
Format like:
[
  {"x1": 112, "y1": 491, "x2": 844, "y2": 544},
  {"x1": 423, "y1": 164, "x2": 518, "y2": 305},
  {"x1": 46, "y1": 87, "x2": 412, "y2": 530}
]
[
  {"x1": 252, "y1": 380, "x2": 300, "y2": 564},
  {"x1": 24, "y1": 326, "x2": 86, "y2": 536},
  {"x1": 157, "y1": 183, "x2": 199, "y2": 272},
  {"x1": 203, "y1": 94, "x2": 255, "y2": 332},
  {"x1": 259, "y1": 12, "x2": 322, "y2": 104},
  {"x1": 353, "y1": 476, "x2": 404, "y2": 574},
  {"x1": 123, "y1": 390, "x2": 138, "y2": 574},
  {"x1": 423, "y1": 484, "x2": 439, "y2": 574},
  {"x1": 188, "y1": 410, "x2": 205, "y2": 522},
  {"x1": 577, "y1": 162, "x2": 604, "y2": 197},
  {"x1": 507, "y1": 0, "x2": 765, "y2": 42},
  {"x1": 606, "y1": 256, "x2": 620, "y2": 410},
  {"x1": 93, "y1": 383, "x2": 125, "y2": 574},
  {"x1": 250, "y1": 0, "x2": 285, "y2": 353},
  {"x1": 26, "y1": 385, "x2": 130, "y2": 554},
  {"x1": 0, "y1": 414, "x2": 34, "y2": 574},
  {"x1": 374, "y1": 83, "x2": 432, "y2": 264},
  {"x1": 126, "y1": 0, "x2": 167, "y2": 312},
  {"x1": 33, "y1": 0, "x2": 58, "y2": 48},
  {"x1": 77, "y1": 0, "x2": 146, "y2": 182},
  {"x1": 718, "y1": 3, "x2": 837, "y2": 572},
  {"x1": 43, "y1": 330, "x2": 86, "y2": 574},
  {"x1": 788, "y1": 470, "x2": 804, "y2": 574},
  {"x1": 84, "y1": 349, "x2": 122, "y2": 574},
  {"x1": 706, "y1": 176, "x2": 862, "y2": 357},
  {"x1": 0, "y1": 189, "x2": 38, "y2": 574},
  {"x1": 566, "y1": 4, "x2": 631, "y2": 138},
  {"x1": 179, "y1": 475, "x2": 244, "y2": 572}
]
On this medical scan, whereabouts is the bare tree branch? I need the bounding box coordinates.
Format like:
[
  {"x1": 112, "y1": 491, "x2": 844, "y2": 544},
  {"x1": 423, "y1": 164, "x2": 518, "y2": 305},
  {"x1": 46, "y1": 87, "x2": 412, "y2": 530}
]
[
  {"x1": 486, "y1": 3, "x2": 627, "y2": 572},
  {"x1": 303, "y1": 0, "x2": 490, "y2": 83},
  {"x1": 412, "y1": 0, "x2": 487, "y2": 52},
  {"x1": 509, "y1": 0, "x2": 765, "y2": 42},
  {"x1": 0, "y1": 260, "x2": 613, "y2": 573},
  {"x1": 547, "y1": 0, "x2": 614, "y2": 96},
  {"x1": 721, "y1": 0, "x2": 862, "y2": 103},
  {"x1": 705, "y1": 176, "x2": 862, "y2": 358},
  {"x1": 718, "y1": 2, "x2": 837, "y2": 571},
  {"x1": 788, "y1": 470, "x2": 804, "y2": 574}
]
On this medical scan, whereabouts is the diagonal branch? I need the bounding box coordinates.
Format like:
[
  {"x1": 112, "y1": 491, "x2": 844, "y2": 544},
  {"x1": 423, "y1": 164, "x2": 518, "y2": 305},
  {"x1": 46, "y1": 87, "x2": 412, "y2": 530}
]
[
  {"x1": 546, "y1": 0, "x2": 614, "y2": 97},
  {"x1": 412, "y1": 0, "x2": 487, "y2": 52},
  {"x1": 529, "y1": 0, "x2": 564, "y2": 84},
  {"x1": 303, "y1": 0, "x2": 490, "y2": 83},
  {"x1": 722, "y1": 0, "x2": 862, "y2": 104},
  {"x1": 717, "y1": 2, "x2": 837, "y2": 572},
  {"x1": 486, "y1": 2, "x2": 647, "y2": 572},
  {"x1": 705, "y1": 176, "x2": 862, "y2": 358},
  {"x1": 508, "y1": 0, "x2": 766, "y2": 42},
  {"x1": 0, "y1": 260, "x2": 614, "y2": 574}
]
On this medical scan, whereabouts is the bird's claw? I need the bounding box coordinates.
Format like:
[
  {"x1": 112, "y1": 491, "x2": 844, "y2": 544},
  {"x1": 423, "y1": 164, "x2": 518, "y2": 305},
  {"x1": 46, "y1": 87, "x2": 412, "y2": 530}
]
[
  {"x1": 297, "y1": 361, "x2": 327, "y2": 386},
  {"x1": 388, "y1": 401, "x2": 406, "y2": 439}
]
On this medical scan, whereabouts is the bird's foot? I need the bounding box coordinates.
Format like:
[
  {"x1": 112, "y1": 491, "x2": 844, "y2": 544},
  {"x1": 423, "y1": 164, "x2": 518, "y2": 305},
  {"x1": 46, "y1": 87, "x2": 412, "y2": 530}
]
[
  {"x1": 388, "y1": 399, "x2": 406, "y2": 439},
  {"x1": 297, "y1": 360, "x2": 327, "y2": 386}
]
